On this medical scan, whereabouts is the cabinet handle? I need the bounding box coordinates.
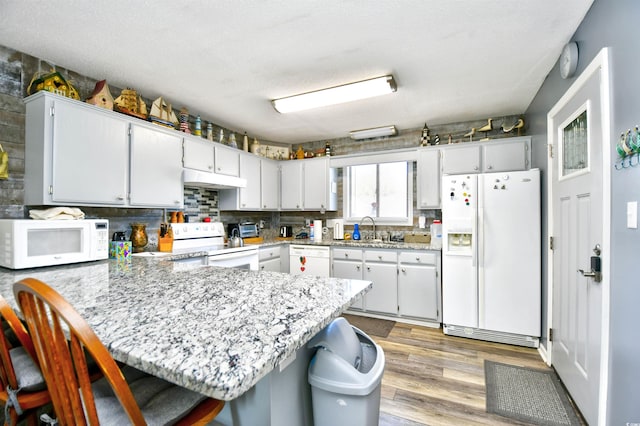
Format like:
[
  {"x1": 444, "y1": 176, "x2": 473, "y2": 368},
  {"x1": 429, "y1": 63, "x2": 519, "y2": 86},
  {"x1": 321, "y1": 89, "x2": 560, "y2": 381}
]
[
  {"x1": 208, "y1": 165, "x2": 213, "y2": 170},
  {"x1": 261, "y1": 265, "x2": 265, "y2": 270},
  {"x1": 344, "y1": 253, "x2": 349, "y2": 258},
  {"x1": 487, "y1": 165, "x2": 493, "y2": 170},
  {"x1": 174, "y1": 201, "x2": 180, "y2": 204},
  {"x1": 116, "y1": 196, "x2": 125, "y2": 201},
  {"x1": 367, "y1": 266, "x2": 371, "y2": 271},
  {"x1": 474, "y1": 166, "x2": 479, "y2": 170},
  {"x1": 356, "y1": 265, "x2": 361, "y2": 271},
  {"x1": 263, "y1": 205, "x2": 267, "y2": 208},
  {"x1": 378, "y1": 255, "x2": 382, "y2": 260},
  {"x1": 416, "y1": 256, "x2": 421, "y2": 262},
  {"x1": 401, "y1": 268, "x2": 406, "y2": 273}
]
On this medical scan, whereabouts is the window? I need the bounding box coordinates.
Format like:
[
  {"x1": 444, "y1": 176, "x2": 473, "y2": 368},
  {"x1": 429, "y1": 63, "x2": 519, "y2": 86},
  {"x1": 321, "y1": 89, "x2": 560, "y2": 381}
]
[{"x1": 344, "y1": 161, "x2": 413, "y2": 225}]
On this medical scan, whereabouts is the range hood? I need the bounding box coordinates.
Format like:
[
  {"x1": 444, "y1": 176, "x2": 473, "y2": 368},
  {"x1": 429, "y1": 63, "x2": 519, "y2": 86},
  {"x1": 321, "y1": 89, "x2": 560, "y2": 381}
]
[{"x1": 183, "y1": 169, "x2": 247, "y2": 189}]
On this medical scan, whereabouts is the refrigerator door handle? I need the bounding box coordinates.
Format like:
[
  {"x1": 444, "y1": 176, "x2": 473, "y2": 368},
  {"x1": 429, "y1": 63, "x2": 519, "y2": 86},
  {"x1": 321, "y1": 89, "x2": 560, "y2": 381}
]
[{"x1": 472, "y1": 209, "x2": 480, "y2": 267}]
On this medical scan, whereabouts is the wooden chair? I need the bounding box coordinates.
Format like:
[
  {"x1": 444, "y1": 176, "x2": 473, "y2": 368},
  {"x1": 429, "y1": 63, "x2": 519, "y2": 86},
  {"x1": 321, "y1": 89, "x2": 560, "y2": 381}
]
[
  {"x1": 13, "y1": 278, "x2": 224, "y2": 426},
  {"x1": 0, "y1": 293, "x2": 50, "y2": 426}
]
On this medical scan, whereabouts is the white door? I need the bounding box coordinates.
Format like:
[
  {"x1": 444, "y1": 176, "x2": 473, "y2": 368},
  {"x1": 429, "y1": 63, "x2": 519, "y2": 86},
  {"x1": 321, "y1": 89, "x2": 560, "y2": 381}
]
[{"x1": 548, "y1": 49, "x2": 610, "y2": 426}]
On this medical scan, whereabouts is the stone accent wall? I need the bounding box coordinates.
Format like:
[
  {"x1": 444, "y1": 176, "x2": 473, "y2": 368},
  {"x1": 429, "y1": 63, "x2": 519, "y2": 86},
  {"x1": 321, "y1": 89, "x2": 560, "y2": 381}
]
[{"x1": 0, "y1": 43, "x2": 525, "y2": 241}]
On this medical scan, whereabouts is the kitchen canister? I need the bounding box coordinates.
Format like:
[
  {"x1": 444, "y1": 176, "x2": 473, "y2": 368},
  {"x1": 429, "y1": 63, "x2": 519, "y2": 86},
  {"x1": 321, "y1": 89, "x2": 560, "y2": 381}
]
[{"x1": 313, "y1": 220, "x2": 323, "y2": 242}]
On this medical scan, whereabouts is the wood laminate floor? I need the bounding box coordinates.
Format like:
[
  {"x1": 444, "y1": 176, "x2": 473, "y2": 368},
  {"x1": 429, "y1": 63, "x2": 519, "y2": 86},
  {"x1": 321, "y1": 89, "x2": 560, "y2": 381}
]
[{"x1": 375, "y1": 323, "x2": 567, "y2": 426}]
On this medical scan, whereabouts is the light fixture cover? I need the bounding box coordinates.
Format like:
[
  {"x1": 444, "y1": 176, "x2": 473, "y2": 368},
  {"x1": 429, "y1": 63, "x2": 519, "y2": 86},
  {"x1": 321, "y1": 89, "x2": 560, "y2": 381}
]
[
  {"x1": 272, "y1": 75, "x2": 396, "y2": 113},
  {"x1": 350, "y1": 125, "x2": 397, "y2": 140}
]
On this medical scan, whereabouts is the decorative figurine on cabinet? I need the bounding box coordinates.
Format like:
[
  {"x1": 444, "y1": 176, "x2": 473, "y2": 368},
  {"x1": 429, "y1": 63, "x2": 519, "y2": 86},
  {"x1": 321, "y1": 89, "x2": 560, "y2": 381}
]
[
  {"x1": 86, "y1": 80, "x2": 114, "y2": 110},
  {"x1": 420, "y1": 123, "x2": 431, "y2": 146},
  {"x1": 179, "y1": 107, "x2": 191, "y2": 133},
  {"x1": 114, "y1": 88, "x2": 147, "y2": 119},
  {"x1": 501, "y1": 117, "x2": 525, "y2": 136},
  {"x1": 478, "y1": 118, "x2": 493, "y2": 141}
]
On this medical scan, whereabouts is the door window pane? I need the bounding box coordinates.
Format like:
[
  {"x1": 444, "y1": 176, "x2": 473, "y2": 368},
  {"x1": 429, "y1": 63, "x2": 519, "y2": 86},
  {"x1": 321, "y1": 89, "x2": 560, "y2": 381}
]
[{"x1": 562, "y1": 110, "x2": 588, "y2": 176}]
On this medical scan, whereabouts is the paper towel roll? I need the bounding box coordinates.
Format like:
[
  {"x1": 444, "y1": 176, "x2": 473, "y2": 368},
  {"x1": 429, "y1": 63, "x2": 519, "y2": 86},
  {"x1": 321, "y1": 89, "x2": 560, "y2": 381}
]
[{"x1": 313, "y1": 220, "x2": 322, "y2": 242}]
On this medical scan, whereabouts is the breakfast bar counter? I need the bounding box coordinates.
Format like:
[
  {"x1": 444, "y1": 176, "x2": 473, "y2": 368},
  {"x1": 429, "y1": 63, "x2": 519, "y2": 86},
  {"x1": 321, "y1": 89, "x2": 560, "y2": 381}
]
[{"x1": 0, "y1": 258, "x2": 372, "y2": 405}]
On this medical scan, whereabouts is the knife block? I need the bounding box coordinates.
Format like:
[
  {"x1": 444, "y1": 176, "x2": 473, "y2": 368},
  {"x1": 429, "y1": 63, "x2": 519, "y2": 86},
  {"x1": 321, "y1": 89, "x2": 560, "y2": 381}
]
[{"x1": 158, "y1": 233, "x2": 174, "y2": 252}]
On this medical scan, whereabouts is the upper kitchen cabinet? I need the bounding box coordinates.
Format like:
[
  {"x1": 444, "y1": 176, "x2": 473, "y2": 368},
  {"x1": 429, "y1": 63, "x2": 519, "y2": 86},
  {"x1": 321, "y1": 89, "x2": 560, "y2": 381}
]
[
  {"x1": 219, "y1": 153, "x2": 280, "y2": 211},
  {"x1": 214, "y1": 144, "x2": 240, "y2": 176},
  {"x1": 260, "y1": 159, "x2": 279, "y2": 210},
  {"x1": 416, "y1": 147, "x2": 441, "y2": 209},
  {"x1": 128, "y1": 124, "x2": 183, "y2": 208},
  {"x1": 183, "y1": 137, "x2": 214, "y2": 172},
  {"x1": 24, "y1": 92, "x2": 183, "y2": 208},
  {"x1": 441, "y1": 136, "x2": 531, "y2": 175},
  {"x1": 280, "y1": 160, "x2": 303, "y2": 210},
  {"x1": 281, "y1": 157, "x2": 336, "y2": 211},
  {"x1": 25, "y1": 92, "x2": 129, "y2": 206}
]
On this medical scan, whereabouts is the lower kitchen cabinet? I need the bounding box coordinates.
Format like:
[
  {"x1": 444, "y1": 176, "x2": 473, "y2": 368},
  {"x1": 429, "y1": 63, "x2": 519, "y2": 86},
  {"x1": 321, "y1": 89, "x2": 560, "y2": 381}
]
[
  {"x1": 259, "y1": 246, "x2": 282, "y2": 272},
  {"x1": 331, "y1": 246, "x2": 441, "y2": 326},
  {"x1": 363, "y1": 250, "x2": 398, "y2": 315},
  {"x1": 398, "y1": 251, "x2": 440, "y2": 321},
  {"x1": 332, "y1": 248, "x2": 364, "y2": 310}
]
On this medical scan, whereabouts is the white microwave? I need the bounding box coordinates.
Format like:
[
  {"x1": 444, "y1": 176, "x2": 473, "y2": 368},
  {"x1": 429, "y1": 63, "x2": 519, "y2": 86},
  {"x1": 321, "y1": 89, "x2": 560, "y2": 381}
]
[{"x1": 0, "y1": 219, "x2": 109, "y2": 269}]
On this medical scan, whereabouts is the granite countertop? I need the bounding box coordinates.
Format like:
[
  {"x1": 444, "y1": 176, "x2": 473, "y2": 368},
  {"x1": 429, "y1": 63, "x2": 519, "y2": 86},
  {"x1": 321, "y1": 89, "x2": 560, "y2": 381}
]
[{"x1": 0, "y1": 258, "x2": 371, "y2": 401}]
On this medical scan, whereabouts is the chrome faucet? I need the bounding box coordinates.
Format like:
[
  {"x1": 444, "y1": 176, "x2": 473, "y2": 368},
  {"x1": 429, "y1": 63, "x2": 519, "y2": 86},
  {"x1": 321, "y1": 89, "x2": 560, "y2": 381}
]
[{"x1": 359, "y1": 216, "x2": 376, "y2": 240}]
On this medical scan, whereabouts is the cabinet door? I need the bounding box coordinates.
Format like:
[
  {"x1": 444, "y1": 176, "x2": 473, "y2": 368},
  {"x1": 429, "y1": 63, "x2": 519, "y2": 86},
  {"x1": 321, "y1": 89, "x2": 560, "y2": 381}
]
[
  {"x1": 442, "y1": 145, "x2": 481, "y2": 174},
  {"x1": 259, "y1": 257, "x2": 281, "y2": 272},
  {"x1": 214, "y1": 145, "x2": 240, "y2": 176},
  {"x1": 333, "y1": 259, "x2": 364, "y2": 310},
  {"x1": 398, "y1": 264, "x2": 438, "y2": 320},
  {"x1": 280, "y1": 161, "x2": 303, "y2": 209},
  {"x1": 183, "y1": 138, "x2": 214, "y2": 172},
  {"x1": 239, "y1": 154, "x2": 261, "y2": 209},
  {"x1": 261, "y1": 159, "x2": 279, "y2": 210},
  {"x1": 482, "y1": 139, "x2": 529, "y2": 172},
  {"x1": 417, "y1": 148, "x2": 441, "y2": 209},
  {"x1": 51, "y1": 99, "x2": 129, "y2": 204},
  {"x1": 303, "y1": 158, "x2": 328, "y2": 210},
  {"x1": 129, "y1": 124, "x2": 183, "y2": 208},
  {"x1": 363, "y1": 262, "x2": 398, "y2": 315}
]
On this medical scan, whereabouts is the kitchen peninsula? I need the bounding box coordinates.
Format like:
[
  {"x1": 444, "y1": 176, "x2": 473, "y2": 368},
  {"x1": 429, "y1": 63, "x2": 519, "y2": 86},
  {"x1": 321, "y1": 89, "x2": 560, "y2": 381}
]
[{"x1": 0, "y1": 257, "x2": 372, "y2": 425}]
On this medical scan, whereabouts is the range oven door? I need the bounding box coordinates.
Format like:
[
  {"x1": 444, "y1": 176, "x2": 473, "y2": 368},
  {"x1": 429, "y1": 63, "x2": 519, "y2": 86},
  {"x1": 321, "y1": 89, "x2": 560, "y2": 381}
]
[{"x1": 208, "y1": 250, "x2": 259, "y2": 271}]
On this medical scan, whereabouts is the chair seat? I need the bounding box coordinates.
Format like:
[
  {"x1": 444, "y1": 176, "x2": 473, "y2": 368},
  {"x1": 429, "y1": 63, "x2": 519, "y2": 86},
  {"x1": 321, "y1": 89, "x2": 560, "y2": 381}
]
[
  {"x1": 92, "y1": 366, "x2": 209, "y2": 426},
  {"x1": 9, "y1": 346, "x2": 46, "y2": 392}
]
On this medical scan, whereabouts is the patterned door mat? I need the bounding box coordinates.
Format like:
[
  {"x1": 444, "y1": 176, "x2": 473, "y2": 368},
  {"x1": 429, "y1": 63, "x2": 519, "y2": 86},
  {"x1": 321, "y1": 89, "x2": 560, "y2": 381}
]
[
  {"x1": 485, "y1": 360, "x2": 583, "y2": 425},
  {"x1": 341, "y1": 314, "x2": 395, "y2": 338}
]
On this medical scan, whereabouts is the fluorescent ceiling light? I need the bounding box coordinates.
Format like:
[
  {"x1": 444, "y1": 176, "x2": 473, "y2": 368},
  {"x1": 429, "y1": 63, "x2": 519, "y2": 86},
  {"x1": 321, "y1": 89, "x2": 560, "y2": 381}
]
[
  {"x1": 350, "y1": 125, "x2": 397, "y2": 140},
  {"x1": 272, "y1": 75, "x2": 396, "y2": 113}
]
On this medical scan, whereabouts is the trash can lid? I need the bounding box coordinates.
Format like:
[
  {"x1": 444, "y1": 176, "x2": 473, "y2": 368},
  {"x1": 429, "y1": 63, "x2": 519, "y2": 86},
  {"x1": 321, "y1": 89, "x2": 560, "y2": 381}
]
[{"x1": 307, "y1": 317, "x2": 363, "y2": 368}]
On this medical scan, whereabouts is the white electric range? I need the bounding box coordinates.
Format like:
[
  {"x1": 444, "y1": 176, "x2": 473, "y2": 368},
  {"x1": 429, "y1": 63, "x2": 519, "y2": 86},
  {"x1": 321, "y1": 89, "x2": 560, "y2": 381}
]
[{"x1": 169, "y1": 222, "x2": 259, "y2": 270}]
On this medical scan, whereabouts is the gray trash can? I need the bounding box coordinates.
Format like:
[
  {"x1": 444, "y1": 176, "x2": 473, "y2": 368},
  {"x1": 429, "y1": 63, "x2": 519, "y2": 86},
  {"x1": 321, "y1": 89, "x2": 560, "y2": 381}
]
[{"x1": 307, "y1": 317, "x2": 385, "y2": 426}]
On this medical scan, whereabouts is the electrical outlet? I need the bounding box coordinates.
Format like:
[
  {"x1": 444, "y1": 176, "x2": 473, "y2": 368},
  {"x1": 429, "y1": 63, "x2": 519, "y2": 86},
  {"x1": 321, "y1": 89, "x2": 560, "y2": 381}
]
[
  {"x1": 305, "y1": 219, "x2": 311, "y2": 226},
  {"x1": 259, "y1": 220, "x2": 265, "y2": 229}
]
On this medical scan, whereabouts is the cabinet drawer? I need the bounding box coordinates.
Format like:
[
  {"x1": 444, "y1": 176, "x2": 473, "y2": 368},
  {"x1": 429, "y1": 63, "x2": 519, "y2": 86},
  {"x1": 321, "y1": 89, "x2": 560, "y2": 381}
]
[
  {"x1": 398, "y1": 251, "x2": 437, "y2": 265},
  {"x1": 259, "y1": 248, "x2": 280, "y2": 261},
  {"x1": 332, "y1": 248, "x2": 363, "y2": 261},
  {"x1": 364, "y1": 250, "x2": 397, "y2": 263}
]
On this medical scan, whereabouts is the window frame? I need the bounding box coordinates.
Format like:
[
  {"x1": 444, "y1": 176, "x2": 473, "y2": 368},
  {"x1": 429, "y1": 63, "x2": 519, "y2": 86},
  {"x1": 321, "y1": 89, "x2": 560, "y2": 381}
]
[{"x1": 343, "y1": 161, "x2": 414, "y2": 226}]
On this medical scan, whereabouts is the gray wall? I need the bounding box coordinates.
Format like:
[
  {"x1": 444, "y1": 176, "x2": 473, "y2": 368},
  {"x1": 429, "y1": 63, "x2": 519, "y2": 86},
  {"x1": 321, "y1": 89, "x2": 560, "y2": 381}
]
[{"x1": 525, "y1": 0, "x2": 640, "y2": 423}]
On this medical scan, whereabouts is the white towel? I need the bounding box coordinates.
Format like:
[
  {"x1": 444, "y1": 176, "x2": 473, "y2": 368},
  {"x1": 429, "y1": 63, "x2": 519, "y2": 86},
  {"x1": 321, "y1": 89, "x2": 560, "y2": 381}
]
[{"x1": 29, "y1": 207, "x2": 86, "y2": 220}]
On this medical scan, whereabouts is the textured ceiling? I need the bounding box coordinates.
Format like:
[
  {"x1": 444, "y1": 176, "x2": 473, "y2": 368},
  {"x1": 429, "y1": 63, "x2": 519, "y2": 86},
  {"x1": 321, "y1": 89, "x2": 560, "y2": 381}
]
[{"x1": 0, "y1": 0, "x2": 594, "y2": 144}]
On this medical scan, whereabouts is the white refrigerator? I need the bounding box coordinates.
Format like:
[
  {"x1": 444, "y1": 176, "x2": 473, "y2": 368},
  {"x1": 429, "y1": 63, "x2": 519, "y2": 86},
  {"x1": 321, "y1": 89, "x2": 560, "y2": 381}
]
[{"x1": 441, "y1": 169, "x2": 540, "y2": 347}]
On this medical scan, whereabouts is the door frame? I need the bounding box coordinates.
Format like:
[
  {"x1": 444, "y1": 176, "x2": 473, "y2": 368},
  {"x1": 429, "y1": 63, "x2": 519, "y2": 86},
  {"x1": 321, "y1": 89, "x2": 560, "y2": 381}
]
[{"x1": 545, "y1": 47, "x2": 612, "y2": 425}]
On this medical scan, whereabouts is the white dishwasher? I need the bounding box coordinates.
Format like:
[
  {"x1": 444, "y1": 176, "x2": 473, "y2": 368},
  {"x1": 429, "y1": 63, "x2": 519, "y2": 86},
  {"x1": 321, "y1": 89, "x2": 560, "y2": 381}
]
[{"x1": 289, "y1": 245, "x2": 330, "y2": 276}]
